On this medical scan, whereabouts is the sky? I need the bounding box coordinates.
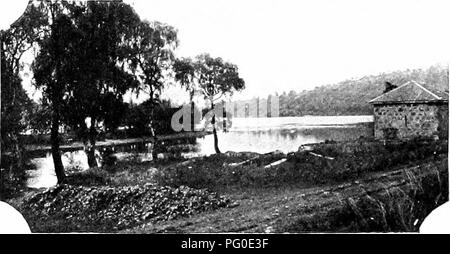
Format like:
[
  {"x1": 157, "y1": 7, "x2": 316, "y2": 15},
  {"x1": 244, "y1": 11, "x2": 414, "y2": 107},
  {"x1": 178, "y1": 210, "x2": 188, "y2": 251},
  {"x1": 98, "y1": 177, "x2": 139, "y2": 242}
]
[
  {"x1": 127, "y1": 0, "x2": 450, "y2": 102},
  {"x1": 1, "y1": 0, "x2": 450, "y2": 104}
]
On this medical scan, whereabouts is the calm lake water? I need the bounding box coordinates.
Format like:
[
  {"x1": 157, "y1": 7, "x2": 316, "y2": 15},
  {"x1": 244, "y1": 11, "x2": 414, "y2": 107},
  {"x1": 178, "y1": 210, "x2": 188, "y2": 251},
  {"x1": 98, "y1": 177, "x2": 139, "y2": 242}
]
[
  {"x1": 194, "y1": 116, "x2": 374, "y2": 155},
  {"x1": 27, "y1": 115, "x2": 374, "y2": 188}
]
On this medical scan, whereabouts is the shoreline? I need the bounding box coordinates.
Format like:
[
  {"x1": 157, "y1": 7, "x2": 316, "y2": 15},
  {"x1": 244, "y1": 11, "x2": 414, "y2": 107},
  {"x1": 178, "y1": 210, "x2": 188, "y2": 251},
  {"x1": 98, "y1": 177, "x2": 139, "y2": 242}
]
[{"x1": 24, "y1": 131, "x2": 212, "y2": 156}]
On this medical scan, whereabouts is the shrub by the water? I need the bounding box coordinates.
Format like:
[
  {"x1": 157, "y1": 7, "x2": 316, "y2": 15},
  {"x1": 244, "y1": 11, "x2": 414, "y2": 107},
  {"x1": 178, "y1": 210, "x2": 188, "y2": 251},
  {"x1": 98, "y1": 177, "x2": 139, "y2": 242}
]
[
  {"x1": 0, "y1": 152, "x2": 33, "y2": 200},
  {"x1": 153, "y1": 152, "x2": 292, "y2": 191},
  {"x1": 101, "y1": 147, "x2": 118, "y2": 169}
]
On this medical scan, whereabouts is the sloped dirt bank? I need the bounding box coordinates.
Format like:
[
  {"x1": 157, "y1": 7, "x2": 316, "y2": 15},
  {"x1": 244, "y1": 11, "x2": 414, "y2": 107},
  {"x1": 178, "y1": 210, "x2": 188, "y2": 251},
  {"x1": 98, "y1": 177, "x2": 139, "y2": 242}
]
[{"x1": 273, "y1": 157, "x2": 448, "y2": 232}]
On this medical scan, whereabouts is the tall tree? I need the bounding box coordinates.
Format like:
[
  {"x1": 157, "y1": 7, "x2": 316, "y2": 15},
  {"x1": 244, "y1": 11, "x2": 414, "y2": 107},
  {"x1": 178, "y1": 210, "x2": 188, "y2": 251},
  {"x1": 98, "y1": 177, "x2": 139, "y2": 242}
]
[
  {"x1": 194, "y1": 54, "x2": 245, "y2": 153},
  {"x1": 1, "y1": 2, "x2": 49, "y2": 175},
  {"x1": 32, "y1": 12, "x2": 78, "y2": 183},
  {"x1": 1, "y1": 37, "x2": 32, "y2": 173},
  {"x1": 1, "y1": 1, "x2": 48, "y2": 75},
  {"x1": 28, "y1": 0, "x2": 82, "y2": 183},
  {"x1": 173, "y1": 57, "x2": 197, "y2": 131},
  {"x1": 60, "y1": 1, "x2": 141, "y2": 168},
  {"x1": 126, "y1": 20, "x2": 178, "y2": 159},
  {"x1": 174, "y1": 57, "x2": 196, "y2": 101}
]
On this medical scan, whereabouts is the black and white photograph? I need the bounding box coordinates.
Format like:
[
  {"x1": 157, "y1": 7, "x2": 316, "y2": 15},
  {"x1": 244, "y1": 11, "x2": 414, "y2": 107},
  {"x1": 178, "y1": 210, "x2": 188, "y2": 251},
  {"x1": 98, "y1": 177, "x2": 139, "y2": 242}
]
[{"x1": 0, "y1": 0, "x2": 449, "y2": 238}]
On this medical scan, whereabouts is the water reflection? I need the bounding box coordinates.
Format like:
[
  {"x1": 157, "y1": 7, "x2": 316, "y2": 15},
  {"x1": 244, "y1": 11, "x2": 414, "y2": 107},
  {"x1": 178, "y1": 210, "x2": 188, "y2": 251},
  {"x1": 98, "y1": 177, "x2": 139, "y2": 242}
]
[
  {"x1": 195, "y1": 116, "x2": 373, "y2": 155},
  {"x1": 27, "y1": 151, "x2": 90, "y2": 188}
]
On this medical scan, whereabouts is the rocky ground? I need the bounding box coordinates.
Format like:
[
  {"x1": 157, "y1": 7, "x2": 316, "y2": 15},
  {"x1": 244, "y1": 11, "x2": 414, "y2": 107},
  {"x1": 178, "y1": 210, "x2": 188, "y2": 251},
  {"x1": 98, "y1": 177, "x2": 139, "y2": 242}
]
[{"x1": 20, "y1": 184, "x2": 232, "y2": 232}]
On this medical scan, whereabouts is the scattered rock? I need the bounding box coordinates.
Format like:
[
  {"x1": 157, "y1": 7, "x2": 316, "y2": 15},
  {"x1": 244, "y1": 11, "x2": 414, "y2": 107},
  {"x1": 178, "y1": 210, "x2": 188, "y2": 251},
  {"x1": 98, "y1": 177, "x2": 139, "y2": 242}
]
[
  {"x1": 227, "y1": 201, "x2": 240, "y2": 208},
  {"x1": 24, "y1": 183, "x2": 231, "y2": 230}
]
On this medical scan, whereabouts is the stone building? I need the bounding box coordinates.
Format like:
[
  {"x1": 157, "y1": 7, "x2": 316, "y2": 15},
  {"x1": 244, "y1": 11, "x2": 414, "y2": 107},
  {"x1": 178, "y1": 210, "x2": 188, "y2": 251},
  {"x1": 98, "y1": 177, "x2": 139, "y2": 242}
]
[{"x1": 369, "y1": 80, "x2": 449, "y2": 140}]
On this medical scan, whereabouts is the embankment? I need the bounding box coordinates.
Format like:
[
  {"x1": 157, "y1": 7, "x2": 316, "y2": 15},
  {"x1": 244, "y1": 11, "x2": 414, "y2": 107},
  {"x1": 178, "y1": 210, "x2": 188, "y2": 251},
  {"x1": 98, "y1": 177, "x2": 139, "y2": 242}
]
[{"x1": 274, "y1": 158, "x2": 448, "y2": 232}]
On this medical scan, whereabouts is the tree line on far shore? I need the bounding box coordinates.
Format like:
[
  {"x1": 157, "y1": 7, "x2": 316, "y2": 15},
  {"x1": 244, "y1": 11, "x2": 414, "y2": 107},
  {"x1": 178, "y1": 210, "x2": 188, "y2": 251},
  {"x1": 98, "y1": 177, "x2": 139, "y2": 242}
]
[
  {"x1": 277, "y1": 64, "x2": 448, "y2": 116},
  {"x1": 233, "y1": 64, "x2": 448, "y2": 117}
]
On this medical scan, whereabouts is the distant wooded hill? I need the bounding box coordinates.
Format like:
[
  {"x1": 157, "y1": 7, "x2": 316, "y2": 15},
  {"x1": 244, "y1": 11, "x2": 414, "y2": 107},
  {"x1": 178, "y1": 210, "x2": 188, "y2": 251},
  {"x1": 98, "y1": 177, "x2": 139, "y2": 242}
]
[{"x1": 272, "y1": 64, "x2": 449, "y2": 116}]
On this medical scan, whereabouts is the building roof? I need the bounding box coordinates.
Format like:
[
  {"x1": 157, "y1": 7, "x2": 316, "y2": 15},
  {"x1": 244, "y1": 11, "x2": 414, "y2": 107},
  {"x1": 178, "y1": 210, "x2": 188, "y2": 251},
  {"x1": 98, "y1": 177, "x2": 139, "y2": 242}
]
[{"x1": 369, "y1": 80, "x2": 449, "y2": 104}]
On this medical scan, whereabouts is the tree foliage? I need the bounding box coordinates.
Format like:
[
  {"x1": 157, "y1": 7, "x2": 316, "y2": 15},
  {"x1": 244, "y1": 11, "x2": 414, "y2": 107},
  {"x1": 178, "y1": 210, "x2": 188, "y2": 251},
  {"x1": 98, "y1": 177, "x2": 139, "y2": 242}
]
[
  {"x1": 173, "y1": 57, "x2": 196, "y2": 101},
  {"x1": 123, "y1": 99, "x2": 183, "y2": 137},
  {"x1": 1, "y1": 1, "x2": 51, "y2": 149},
  {"x1": 126, "y1": 20, "x2": 178, "y2": 98},
  {"x1": 1, "y1": 2, "x2": 48, "y2": 74},
  {"x1": 59, "y1": 1, "x2": 141, "y2": 167},
  {"x1": 32, "y1": 1, "x2": 148, "y2": 169},
  {"x1": 194, "y1": 54, "x2": 245, "y2": 101},
  {"x1": 0, "y1": 46, "x2": 32, "y2": 149},
  {"x1": 124, "y1": 20, "x2": 178, "y2": 159},
  {"x1": 1, "y1": 2, "x2": 49, "y2": 196},
  {"x1": 173, "y1": 54, "x2": 245, "y2": 153}
]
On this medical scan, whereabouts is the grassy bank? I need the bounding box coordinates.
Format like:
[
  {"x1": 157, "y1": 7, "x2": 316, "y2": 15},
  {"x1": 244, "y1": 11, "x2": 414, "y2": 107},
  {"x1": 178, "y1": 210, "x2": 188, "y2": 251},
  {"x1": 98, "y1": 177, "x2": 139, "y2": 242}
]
[{"x1": 153, "y1": 139, "x2": 447, "y2": 191}]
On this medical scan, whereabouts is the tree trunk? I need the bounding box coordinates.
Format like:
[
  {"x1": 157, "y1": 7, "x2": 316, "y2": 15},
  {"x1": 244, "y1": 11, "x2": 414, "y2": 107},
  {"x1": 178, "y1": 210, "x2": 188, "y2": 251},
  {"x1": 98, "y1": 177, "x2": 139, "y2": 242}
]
[
  {"x1": 212, "y1": 120, "x2": 221, "y2": 154},
  {"x1": 222, "y1": 101, "x2": 227, "y2": 132},
  {"x1": 87, "y1": 140, "x2": 97, "y2": 168},
  {"x1": 150, "y1": 119, "x2": 159, "y2": 161},
  {"x1": 87, "y1": 118, "x2": 98, "y2": 168},
  {"x1": 6, "y1": 134, "x2": 24, "y2": 179},
  {"x1": 148, "y1": 87, "x2": 160, "y2": 161},
  {"x1": 51, "y1": 110, "x2": 65, "y2": 184},
  {"x1": 211, "y1": 101, "x2": 221, "y2": 154},
  {"x1": 191, "y1": 101, "x2": 195, "y2": 132}
]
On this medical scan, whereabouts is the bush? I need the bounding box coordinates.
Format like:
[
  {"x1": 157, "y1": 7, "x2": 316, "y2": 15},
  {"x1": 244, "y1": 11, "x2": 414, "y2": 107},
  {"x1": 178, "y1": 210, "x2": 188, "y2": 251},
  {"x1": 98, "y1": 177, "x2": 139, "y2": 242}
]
[
  {"x1": 101, "y1": 148, "x2": 117, "y2": 169},
  {"x1": 122, "y1": 100, "x2": 203, "y2": 138},
  {"x1": 65, "y1": 168, "x2": 111, "y2": 187},
  {"x1": 154, "y1": 152, "x2": 308, "y2": 191},
  {"x1": 0, "y1": 152, "x2": 32, "y2": 200}
]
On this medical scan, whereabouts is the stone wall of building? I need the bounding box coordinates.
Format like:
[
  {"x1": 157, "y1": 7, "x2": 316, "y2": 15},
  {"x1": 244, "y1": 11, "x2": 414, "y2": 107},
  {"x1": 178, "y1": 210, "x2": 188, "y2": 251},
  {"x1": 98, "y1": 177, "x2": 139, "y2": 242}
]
[{"x1": 373, "y1": 103, "x2": 448, "y2": 140}]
